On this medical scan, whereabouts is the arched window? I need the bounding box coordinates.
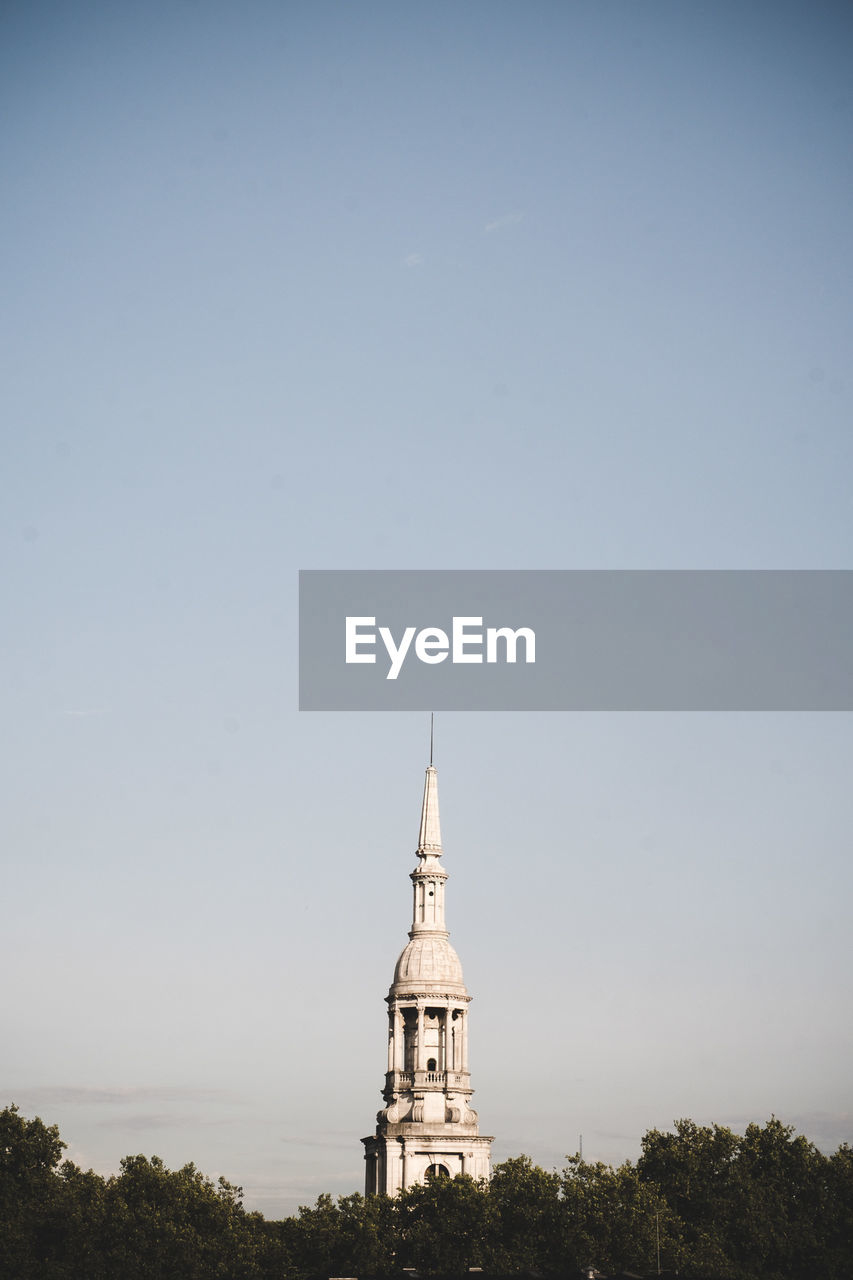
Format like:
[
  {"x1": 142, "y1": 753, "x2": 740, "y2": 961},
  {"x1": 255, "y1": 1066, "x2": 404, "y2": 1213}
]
[
  {"x1": 426, "y1": 1163, "x2": 450, "y2": 1182},
  {"x1": 426, "y1": 1057, "x2": 437, "y2": 1071}
]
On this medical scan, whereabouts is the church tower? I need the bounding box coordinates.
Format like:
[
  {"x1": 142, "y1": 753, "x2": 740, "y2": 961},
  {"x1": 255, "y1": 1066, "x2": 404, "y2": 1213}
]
[{"x1": 362, "y1": 757, "x2": 493, "y2": 1194}]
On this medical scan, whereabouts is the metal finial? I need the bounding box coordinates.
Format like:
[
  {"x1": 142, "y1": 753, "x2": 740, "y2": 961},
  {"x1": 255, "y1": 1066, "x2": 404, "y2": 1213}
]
[{"x1": 430, "y1": 712, "x2": 434, "y2": 766}]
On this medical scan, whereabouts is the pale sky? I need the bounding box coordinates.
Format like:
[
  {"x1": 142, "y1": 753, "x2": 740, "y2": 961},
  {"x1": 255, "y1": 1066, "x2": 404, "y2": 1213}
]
[{"x1": 2, "y1": 2, "x2": 852, "y2": 1217}]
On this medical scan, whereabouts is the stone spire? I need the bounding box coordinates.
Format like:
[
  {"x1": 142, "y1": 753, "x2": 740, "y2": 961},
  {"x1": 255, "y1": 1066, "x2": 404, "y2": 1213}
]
[
  {"x1": 361, "y1": 753, "x2": 493, "y2": 1195},
  {"x1": 417, "y1": 764, "x2": 442, "y2": 856},
  {"x1": 410, "y1": 765, "x2": 448, "y2": 938}
]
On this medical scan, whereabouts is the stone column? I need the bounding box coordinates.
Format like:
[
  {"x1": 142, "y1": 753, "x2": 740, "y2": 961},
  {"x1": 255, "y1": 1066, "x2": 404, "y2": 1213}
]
[
  {"x1": 461, "y1": 1010, "x2": 469, "y2": 1072},
  {"x1": 416, "y1": 1003, "x2": 425, "y2": 1071},
  {"x1": 392, "y1": 1007, "x2": 402, "y2": 1072}
]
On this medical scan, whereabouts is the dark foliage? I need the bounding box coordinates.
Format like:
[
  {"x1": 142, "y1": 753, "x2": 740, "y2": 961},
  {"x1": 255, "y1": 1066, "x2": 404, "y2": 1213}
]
[{"x1": 1, "y1": 1105, "x2": 851, "y2": 1279}]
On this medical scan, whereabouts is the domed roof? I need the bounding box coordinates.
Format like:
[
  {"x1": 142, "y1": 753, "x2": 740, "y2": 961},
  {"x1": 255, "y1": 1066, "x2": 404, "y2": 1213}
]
[{"x1": 392, "y1": 933, "x2": 467, "y2": 993}]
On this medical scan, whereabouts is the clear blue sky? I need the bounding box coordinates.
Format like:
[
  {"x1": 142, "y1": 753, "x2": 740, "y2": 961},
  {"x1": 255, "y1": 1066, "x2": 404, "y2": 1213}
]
[{"x1": 2, "y1": 1, "x2": 852, "y2": 1216}]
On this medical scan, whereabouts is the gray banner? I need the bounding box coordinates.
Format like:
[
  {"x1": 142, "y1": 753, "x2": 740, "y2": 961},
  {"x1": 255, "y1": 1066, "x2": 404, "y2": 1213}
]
[{"x1": 298, "y1": 571, "x2": 853, "y2": 710}]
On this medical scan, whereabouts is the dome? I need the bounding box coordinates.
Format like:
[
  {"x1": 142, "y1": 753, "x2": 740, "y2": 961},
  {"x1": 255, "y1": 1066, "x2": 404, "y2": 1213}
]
[{"x1": 392, "y1": 933, "x2": 467, "y2": 993}]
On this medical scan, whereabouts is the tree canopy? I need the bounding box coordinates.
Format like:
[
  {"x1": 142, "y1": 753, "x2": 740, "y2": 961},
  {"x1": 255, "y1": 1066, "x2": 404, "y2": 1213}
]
[{"x1": 1, "y1": 1104, "x2": 850, "y2": 1279}]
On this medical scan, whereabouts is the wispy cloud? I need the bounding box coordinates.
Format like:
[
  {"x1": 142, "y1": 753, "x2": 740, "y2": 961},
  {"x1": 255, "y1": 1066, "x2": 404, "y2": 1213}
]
[
  {"x1": 99, "y1": 1111, "x2": 240, "y2": 1131},
  {"x1": 593, "y1": 1127, "x2": 643, "y2": 1143},
  {"x1": 485, "y1": 212, "x2": 523, "y2": 233},
  {"x1": 403, "y1": 252, "x2": 423, "y2": 267},
  {"x1": 279, "y1": 1131, "x2": 356, "y2": 1150},
  {"x1": 7, "y1": 1085, "x2": 238, "y2": 1109}
]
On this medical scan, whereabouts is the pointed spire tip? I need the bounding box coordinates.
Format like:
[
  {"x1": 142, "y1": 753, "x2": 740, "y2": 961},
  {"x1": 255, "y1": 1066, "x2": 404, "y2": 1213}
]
[{"x1": 417, "y1": 747, "x2": 442, "y2": 855}]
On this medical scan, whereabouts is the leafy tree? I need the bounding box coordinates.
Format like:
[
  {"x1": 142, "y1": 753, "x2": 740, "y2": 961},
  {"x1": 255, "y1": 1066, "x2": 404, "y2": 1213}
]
[
  {"x1": 288, "y1": 1190, "x2": 395, "y2": 1277},
  {"x1": 230, "y1": 1210, "x2": 295, "y2": 1280},
  {"x1": 561, "y1": 1154, "x2": 682, "y2": 1276},
  {"x1": 287, "y1": 1191, "x2": 347, "y2": 1276},
  {"x1": 638, "y1": 1118, "x2": 740, "y2": 1275},
  {"x1": 5, "y1": 1101, "x2": 853, "y2": 1279},
  {"x1": 725, "y1": 1117, "x2": 826, "y2": 1280},
  {"x1": 346, "y1": 1190, "x2": 397, "y2": 1276},
  {"x1": 97, "y1": 1153, "x2": 260, "y2": 1279},
  {"x1": 56, "y1": 1159, "x2": 108, "y2": 1279},
  {"x1": 484, "y1": 1154, "x2": 563, "y2": 1272},
  {"x1": 824, "y1": 1142, "x2": 853, "y2": 1280},
  {"x1": 637, "y1": 1115, "x2": 849, "y2": 1280},
  {"x1": 0, "y1": 1104, "x2": 71, "y2": 1279},
  {"x1": 396, "y1": 1172, "x2": 489, "y2": 1274}
]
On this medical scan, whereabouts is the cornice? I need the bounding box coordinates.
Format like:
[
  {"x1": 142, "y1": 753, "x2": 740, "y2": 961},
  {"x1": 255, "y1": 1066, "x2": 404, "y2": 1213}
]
[{"x1": 385, "y1": 992, "x2": 472, "y2": 1005}]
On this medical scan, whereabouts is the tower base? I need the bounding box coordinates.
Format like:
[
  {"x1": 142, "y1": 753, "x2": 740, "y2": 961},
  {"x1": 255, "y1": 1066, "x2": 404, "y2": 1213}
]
[{"x1": 362, "y1": 1130, "x2": 493, "y2": 1195}]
